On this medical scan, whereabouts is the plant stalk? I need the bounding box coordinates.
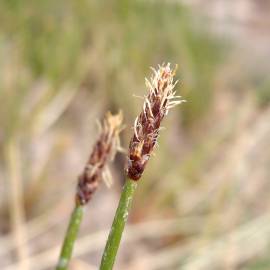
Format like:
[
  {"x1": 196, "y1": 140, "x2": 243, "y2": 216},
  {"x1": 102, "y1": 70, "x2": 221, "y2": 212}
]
[
  {"x1": 99, "y1": 178, "x2": 138, "y2": 270},
  {"x1": 56, "y1": 205, "x2": 84, "y2": 270}
]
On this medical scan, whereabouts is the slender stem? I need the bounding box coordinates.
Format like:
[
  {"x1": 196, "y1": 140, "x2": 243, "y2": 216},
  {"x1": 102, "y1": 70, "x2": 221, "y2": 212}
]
[
  {"x1": 56, "y1": 205, "x2": 84, "y2": 270},
  {"x1": 99, "y1": 178, "x2": 138, "y2": 270}
]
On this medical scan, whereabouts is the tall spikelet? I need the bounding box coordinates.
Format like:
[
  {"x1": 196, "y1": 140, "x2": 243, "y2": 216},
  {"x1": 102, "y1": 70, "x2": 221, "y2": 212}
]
[
  {"x1": 76, "y1": 111, "x2": 124, "y2": 205},
  {"x1": 127, "y1": 63, "x2": 185, "y2": 180}
]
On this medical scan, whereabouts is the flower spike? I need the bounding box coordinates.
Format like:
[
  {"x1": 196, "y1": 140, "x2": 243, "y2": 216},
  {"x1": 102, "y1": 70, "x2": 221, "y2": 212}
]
[
  {"x1": 127, "y1": 63, "x2": 185, "y2": 180},
  {"x1": 76, "y1": 111, "x2": 124, "y2": 205}
]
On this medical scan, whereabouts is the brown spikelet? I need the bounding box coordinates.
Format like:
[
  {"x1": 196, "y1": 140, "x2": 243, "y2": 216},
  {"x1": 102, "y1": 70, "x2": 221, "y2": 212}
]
[
  {"x1": 127, "y1": 63, "x2": 185, "y2": 181},
  {"x1": 76, "y1": 111, "x2": 124, "y2": 205}
]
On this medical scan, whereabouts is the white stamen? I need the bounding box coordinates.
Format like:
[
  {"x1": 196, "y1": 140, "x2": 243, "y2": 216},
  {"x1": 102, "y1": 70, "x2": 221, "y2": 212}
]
[
  {"x1": 133, "y1": 95, "x2": 144, "y2": 100},
  {"x1": 145, "y1": 97, "x2": 154, "y2": 117},
  {"x1": 134, "y1": 117, "x2": 139, "y2": 140},
  {"x1": 102, "y1": 166, "x2": 113, "y2": 187}
]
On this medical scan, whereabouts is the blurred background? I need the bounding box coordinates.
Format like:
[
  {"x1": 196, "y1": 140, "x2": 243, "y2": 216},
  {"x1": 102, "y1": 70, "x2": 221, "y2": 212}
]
[{"x1": 1, "y1": 0, "x2": 270, "y2": 269}]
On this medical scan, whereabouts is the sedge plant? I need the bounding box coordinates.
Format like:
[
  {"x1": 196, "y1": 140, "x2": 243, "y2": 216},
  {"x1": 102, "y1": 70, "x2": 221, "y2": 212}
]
[
  {"x1": 99, "y1": 63, "x2": 185, "y2": 269},
  {"x1": 56, "y1": 112, "x2": 124, "y2": 270}
]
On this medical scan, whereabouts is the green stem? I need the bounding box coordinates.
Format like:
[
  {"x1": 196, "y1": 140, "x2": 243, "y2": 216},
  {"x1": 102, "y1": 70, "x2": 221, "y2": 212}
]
[
  {"x1": 56, "y1": 205, "x2": 84, "y2": 270},
  {"x1": 99, "y1": 178, "x2": 138, "y2": 270}
]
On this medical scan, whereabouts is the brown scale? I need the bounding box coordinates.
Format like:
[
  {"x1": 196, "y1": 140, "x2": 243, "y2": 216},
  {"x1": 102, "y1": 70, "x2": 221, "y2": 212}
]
[{"x1": 76, "y1": 138, "x2": 110, "y2": 205}]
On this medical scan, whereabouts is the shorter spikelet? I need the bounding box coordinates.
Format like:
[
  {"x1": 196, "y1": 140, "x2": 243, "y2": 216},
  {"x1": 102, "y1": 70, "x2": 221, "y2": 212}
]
[
  {"x1": 127, "y1": 63, "x2": 185, "y2": 181},
  {"x1": 76, "y1": 112, "x2": 124, "y2": 205}
]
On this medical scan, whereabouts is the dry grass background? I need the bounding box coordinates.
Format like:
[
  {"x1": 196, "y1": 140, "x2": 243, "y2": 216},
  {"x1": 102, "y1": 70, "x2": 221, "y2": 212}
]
[{"x1": 0, "y1": 0, "x2": 270, "y2": 269}]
